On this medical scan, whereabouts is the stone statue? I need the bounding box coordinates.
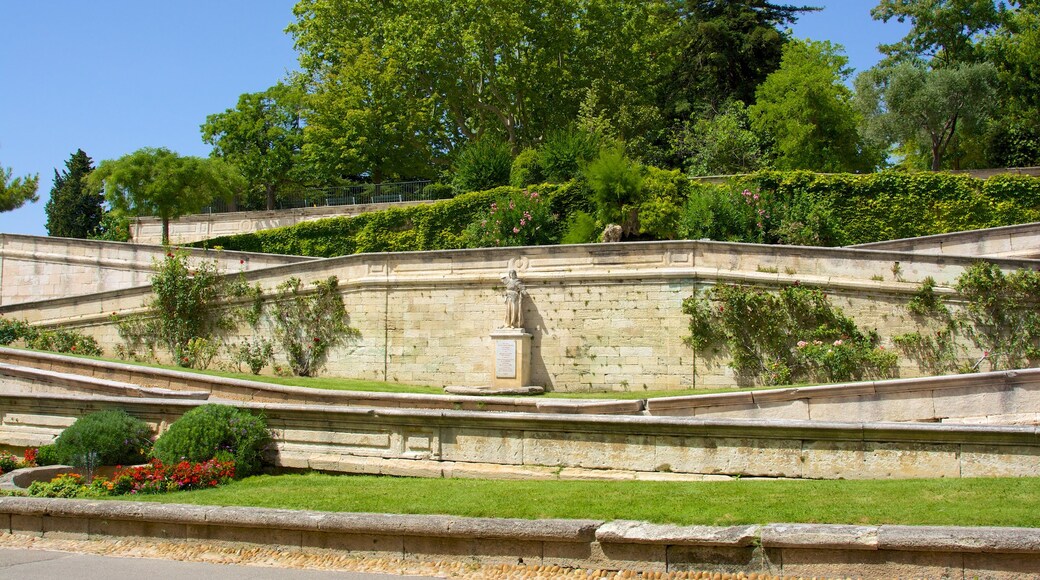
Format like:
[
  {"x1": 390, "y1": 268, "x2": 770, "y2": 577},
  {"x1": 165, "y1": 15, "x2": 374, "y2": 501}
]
[{"x1": 501, "y1": 269, "x2": 527, "y2": 329}]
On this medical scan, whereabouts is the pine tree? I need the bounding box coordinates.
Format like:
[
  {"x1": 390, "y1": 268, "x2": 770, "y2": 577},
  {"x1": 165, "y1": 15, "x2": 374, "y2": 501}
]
[{"x1": 45, "y1": 149, "x2": 103, "y2": 238}]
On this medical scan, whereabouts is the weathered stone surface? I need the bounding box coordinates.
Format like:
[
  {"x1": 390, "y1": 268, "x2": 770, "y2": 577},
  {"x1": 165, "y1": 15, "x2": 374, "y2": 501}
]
[
  {"x1": 879, "y1": 525, "x2": 1040, "y2": 553},
  {"x1": 596, "y1": 521, "x2": 760, "y2": 546},
  {"x1": 760, "y1": 523, "x2": 879, "y2": 550}
]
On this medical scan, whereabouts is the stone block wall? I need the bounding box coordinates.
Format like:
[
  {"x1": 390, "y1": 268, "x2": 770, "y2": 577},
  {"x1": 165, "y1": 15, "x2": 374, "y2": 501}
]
[
  {"x1": 1, "y1": 240, "x2": 1036, "y2": 392},
  {"x1": 0, "y1": 234, "x2": 314, "y2": 306}
]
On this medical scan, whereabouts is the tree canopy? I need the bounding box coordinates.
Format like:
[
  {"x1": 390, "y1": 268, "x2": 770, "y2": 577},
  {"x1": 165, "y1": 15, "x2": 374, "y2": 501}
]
[
  {"x1": 0, "y1": 163, "x2": 39, "y2": 213},
  {"x1": 45, "y1": 149, "x2": 103, "y2": 238},
  {"x1": 201, "y1": 82, "x2": 305, "y2": 210},
  {"x1": 89, "y1": 148, "x2": 245, "y2": 245}
]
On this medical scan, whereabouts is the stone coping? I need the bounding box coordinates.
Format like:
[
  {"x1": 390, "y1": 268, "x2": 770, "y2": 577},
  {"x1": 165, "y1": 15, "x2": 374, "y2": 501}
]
[
  {"x1": 0, "y1": 350, "x2": 642, "y2": 415},
  {"x1": 645, "y1": 367, "x2": 1040, "y2": 414},
  {"x1": 2, "y1": 497, "x2": 1038, "y2": 555},
  {"x1": 0, "y1": 361, "x2": 208, "y2": 400},
  {"x1": 851, "y1": 221, "x2": 1040, "y2": 250},
  {"x1": 2, "y1": 389, "x2": 1037, "y2": 446}
]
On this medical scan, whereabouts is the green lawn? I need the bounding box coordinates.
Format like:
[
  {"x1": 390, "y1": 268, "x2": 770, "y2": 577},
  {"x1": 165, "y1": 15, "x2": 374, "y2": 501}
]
[
  {"x1": 129, "y1": 472, "x2": 1040, "y2": 528},
  {"x1": 44, "y1": 349, "x2": 794, "y2": 399}
]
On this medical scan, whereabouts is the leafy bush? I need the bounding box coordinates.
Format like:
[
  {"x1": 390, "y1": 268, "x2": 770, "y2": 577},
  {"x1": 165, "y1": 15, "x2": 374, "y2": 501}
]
[
  {"x1": 421, "y1": 182, "x2": 455, "y2": 200},
  {"x1": 232, "y1": 336, "x2": 274, "y2": 375},
  {"x1": 561, "y1": 211, "x2": 601, "y2": 244},
  {"x1": 149, "y1": 250, "x2": 245, "y2": 367},
  {"x1": 47, "y1": 409, "x2": 152, "y2": 467},
  {"x1": 683, "y1": 284, "x2": 895, "y2": 385},
  {"x1": 452, "y1": 138, "x2": 513, "y2": 193},
  {"x1": 463, "y1": 189, "x2": 556, "y2": 247},
  {"x1": 152, "y1": 404, "x2": 269, "y2": 477},
  {"x1": 35, "y1": 445, "x2": 59, "y2": 467},
  {"x1": 271, "y1": 276, "x2": 358, "y2": 377},
  {"x1": 0, "y1": 317, "x2": 102, "y2": 356},
  {"x1": 0, "y1": 452, "x2": 19, "y2": 474},
  {"x1": 585, "y1": 148, "x2": 644, "y2": 236},
  {"x1": 510, "y1": 148, "x2": 544, "y2": 188},
  {"x1": 539, "y1": 128, "x2": 600, "y2": 182},
  {"x1": 27, "y1": 473, "x2": 88, "y2": 498}
]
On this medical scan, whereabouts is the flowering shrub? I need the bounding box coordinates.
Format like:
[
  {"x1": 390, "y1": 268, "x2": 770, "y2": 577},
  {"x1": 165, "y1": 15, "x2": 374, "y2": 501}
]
[
  {"x1": 152, "y1": 404, "x2": 269, "y2": 477},
  {"x1": 684, "y1": 283, "x2": 896, "y2": 386},
  {"x1": 97, "y1": 458, "x2": 235, "y2": 495},
  {"x1": 26, "y1": 473, "x2": 88, "y2": 498},
  {"x1": 0, "y1": 452, "x2": 19, "y2": 474},
  {"x1": 271, "y1": 276, "x2": 358, "y2": 377},
  {"x1": 463, "y1": 189, "x2": 556, "y2": 247}
]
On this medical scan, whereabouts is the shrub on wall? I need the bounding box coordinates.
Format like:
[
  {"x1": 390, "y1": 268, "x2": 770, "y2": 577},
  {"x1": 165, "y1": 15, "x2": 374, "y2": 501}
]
[
  {"x1": 462, "y1": 189, "x2": 556, "y2": 247},
  {"x1": 0, "y1": 317, "x2": 102, "y2": 356},
  {"x1": 271, "y1": 276, "x2": 359, "y2": 377}
]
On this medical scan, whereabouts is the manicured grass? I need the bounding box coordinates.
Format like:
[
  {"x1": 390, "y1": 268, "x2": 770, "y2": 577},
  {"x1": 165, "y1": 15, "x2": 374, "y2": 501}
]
[{"x1": 130, "y1": 472, "x2": 1040, "y2": 528}]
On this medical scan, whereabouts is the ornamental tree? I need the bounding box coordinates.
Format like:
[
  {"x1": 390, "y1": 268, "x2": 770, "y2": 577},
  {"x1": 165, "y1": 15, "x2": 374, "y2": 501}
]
[
  {"x1": 45, "y1": 149, "x2": 103, "y2": 238},
  {"x1": 89, "y1": 147, "x2": 244, "y2": 245},
  {"x1": 0, "y1": 162, "x2": 39, "y2": 213}
]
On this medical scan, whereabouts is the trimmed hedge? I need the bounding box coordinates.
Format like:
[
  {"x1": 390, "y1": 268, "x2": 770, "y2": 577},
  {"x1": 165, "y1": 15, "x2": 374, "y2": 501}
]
[
  {"x1": 194, "y1": 170, "x2": 1040, "y2": 256},
  {"x1": 196, "y1": 182, "x2": 590, "y2": 257}
]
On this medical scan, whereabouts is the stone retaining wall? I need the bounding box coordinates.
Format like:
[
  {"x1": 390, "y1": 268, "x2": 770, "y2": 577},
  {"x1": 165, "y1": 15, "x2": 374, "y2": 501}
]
[
  {"x1": 2, "y1": 240, "x2": 1037, "y2": 391},
  {"x1": 5, "y1": 348, "x2": 1040, "y2": 425},
  {"x1": 130, "y1": 200, "x2": 436, "y2": 245},
  {"x1": 0, "y1": 234, "x2": 314, "y2": 306},
  {"x1": 1, "y1": 498, "x2": 1037, "y2": 578},
  {"x1": 851, "y1": 221, "x2": 1040, "y2": 259},
  {"x1": 2, "y1": 391, "x2": 1039, "y2": 480}
]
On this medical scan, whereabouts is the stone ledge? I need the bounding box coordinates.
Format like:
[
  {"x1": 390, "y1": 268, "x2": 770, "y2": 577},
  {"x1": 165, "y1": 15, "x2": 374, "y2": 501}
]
[
  {"x1": 760, "y1": 523, "x2": 879, "y2": 550},
  {"x1": 596, "y1": 521, "x2": 760, "y2": 547},
  {"x1": 878, "y1": 525, "x2": 1040, "y2": 553}
]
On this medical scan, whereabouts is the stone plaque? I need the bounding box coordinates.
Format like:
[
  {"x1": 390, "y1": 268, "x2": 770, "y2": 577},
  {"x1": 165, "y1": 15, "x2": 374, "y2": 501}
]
[{"x1": 495, "y1": 339, "x2": 517, "y2": 379}]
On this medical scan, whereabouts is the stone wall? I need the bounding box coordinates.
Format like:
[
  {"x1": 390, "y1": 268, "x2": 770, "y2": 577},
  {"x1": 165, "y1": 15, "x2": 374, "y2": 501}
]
[
  {"x1": 2, "y1": 390, "x2": 1039, "y2": 480},
  {"x1": 1, "y1": 240, "x2": 1036, "y2": 392},
  {"x1": 851, "y1": 221, "x2": 1040, "y2": 259},
  {"x1": 0, "y1": 234, "x2": 315, "y2": 306},
  {"x1": 130, "y1": 200, "x2": 437, "y2": 245}
]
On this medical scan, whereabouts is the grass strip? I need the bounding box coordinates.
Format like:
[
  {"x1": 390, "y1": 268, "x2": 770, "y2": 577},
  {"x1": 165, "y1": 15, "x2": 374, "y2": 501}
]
[{"x1": 129, "y1": 473, "x2": 1040, "y2": 528}]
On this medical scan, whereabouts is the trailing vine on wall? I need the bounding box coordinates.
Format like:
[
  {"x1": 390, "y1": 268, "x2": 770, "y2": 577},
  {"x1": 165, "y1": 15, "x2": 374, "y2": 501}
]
[{"x1": 682, "y1": 283, "x2": 896, "y2": 386}]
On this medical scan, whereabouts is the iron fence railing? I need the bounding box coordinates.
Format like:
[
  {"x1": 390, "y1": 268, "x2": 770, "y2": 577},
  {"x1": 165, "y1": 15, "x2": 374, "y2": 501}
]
[{"x1": 199, "y1": 180, "x2": 445, "y2": 214}]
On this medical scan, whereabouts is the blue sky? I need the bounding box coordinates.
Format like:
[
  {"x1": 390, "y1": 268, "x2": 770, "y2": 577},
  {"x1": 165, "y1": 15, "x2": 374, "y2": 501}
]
[{"x1": 0, "y1": 1, "x2": 908, "y2": 238}]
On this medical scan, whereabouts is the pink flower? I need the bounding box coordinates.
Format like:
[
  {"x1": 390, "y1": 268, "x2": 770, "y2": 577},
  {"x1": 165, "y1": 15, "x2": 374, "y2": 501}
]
[
  {"x1": 753, "y1": 194, "x2": 760, "y2": 201},
  {"x1": 833, "y1": 340, "x2": 843, "y2": 346},
  {"x1": 520, "y1": 219, "x2": 526, "y2": 226},
  {"x1": 797, "y1": 341, "x2": 807, "y2": 348},
  {"x1": 512, "y1": 227, "x2": 520, "y2": 234}
]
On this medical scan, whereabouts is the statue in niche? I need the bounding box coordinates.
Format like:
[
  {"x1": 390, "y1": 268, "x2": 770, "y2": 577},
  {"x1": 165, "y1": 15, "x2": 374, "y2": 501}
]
[{"x1": 501, "y1": 269, "x2": 527, "y2": 329}]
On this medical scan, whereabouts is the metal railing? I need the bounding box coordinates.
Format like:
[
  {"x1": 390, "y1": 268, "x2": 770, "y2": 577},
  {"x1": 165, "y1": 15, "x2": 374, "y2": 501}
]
[{"x1": 200, "y1": 180, "x2": 446, "y2": 214}]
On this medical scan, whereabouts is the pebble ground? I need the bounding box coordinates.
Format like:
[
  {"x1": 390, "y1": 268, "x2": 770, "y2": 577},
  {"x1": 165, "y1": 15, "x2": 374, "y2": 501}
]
[{"x1": 0, "y1": 533, "x2": 855, "y2": 579}]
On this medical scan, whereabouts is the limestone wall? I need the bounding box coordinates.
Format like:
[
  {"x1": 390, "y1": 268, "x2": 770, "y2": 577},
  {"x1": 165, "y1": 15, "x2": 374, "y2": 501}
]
[
  {"x1": 130, "y1": 200, "x2": 437, "y2": 245},
  {"x1": 2, "y1": 391, "x2": 1038, "y2": 480},
  {"x1": 0, "y1": 234, "x2": 315, "y2": 306},
  {"x1": 1, "y1": 240, "x2": 1036, "y2": 392},
  {"x1": 852, "y1": 221, "x2": 1040, "y2": 259}
]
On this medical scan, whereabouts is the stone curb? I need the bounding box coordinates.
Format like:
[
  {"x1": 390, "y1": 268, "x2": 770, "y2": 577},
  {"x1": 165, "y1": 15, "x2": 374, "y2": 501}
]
[
  {"x1": 2, "y1": 497, "x2": 1038, "y2": 556},
  {"x1": 0, "y1": 497, "x2": 601, "y2": 542},
  {"x1": 0, "y1": 362, "x2": 208, "y2": 400}
]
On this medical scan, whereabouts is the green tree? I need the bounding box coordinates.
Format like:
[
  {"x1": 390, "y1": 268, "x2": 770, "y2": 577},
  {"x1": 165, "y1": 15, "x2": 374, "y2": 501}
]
[
  {"x1": 855, "y1": 61, "x2": 999, "y2": 170},
  {"x1": 671, "y1": 101, "x2": 769, "y2": 176},
  {"x1": 750, "y1": 39, "x2": 879, "y2": 172},
  {"x1": 871, "y1": 0, "x2": 1006, "y2": 67},
  {"x1": 45, "y1": 149, "x2": 103, "y2": 238},
  {"x1": 201, "y1": 82, "x2": 305, "y2": 211},
  {"x1": 659, "y1": 1, "x2": 813, "y2": 120},
  {"x1": 290, "y1": 0, "x2": 676, "y2": 167},
  {"x1": 0, "y1": 163, "x2": 39, "y2": 213},
  {"x1": 89, "y1": 148, "x2": 245, "y2": 245}
]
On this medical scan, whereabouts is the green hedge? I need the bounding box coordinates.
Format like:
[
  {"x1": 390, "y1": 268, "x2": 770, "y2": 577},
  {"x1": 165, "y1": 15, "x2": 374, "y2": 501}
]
[
  {"x1": 195, "y1": 171, "x2": 1040, "y2": 256},
  {"x1": 196, "y1": 182, "x2": 590, "y2": 257}
]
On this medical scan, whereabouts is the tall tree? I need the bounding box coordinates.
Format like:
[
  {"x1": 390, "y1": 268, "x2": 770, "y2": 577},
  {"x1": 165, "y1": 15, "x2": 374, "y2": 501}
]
[
  {"x1": 871, "y1": 0, "x2": 1007, "y2": 67},
  {"x1": 89, "y1": 148, "x2": 245, "y2": 245},
  {"x1": 855, "y1": 61, "x2": 999, "y2": 170},
  {"x1": 659, "y1": 1, "x2": 813, "y2": 121},
  {"x1": 750, "y1": 40, "x2": 880, "y2": 172},
  {"x1": 45, "y1": 149, "x2": 103, "y2": 238},
  {"x1": 671, "y1": 100, "x2": 769, "y2": 176},
  {"x1": 0, "y1": 162, "x2": 39, "y2": 213},
  {"x1": 201, "y1": 82, "x2": 305, "y2": 211},
  {"x1": 289, "y1": 0, "x2": 676, "y2": 175}
]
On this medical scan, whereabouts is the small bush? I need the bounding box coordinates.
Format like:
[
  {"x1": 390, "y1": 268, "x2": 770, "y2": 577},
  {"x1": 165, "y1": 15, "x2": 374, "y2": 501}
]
[
  {"x1": 452, "y1": 138, "x2": 513, "y2": 193},
  {"x1": 48, "y1": 410, "x2": 152, "y2": 468},
  {"x1": 539, "y1": 128, "x2": 600, "y2": 182},
  {"x1": 27, "y1": 473, "x2": 88, "y2": 498},
  {"x1": 585, "y1": 147, "x2": 644, "y2": 236},
  {"x1": 462, "y1": 189, "x2": 556, "y2": 247},
  {"x1": 561, "y1": 211, "x2": 601, "y2": 244},
  {"x1": 421, "y1": 182, "x2": 455, "y2": 199},
  {"x1": 510, "y1": 148, "x2": 544, "y2": 188},
  {"x1": 152, "y1": 404, "x2": 269, "y2": 477},
  {"x1": 35, "y1": 445, "x2": 60, "y2": 466},
  {"x1": 0, "y1": 317, "x2": 102, "y2": 356}
]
